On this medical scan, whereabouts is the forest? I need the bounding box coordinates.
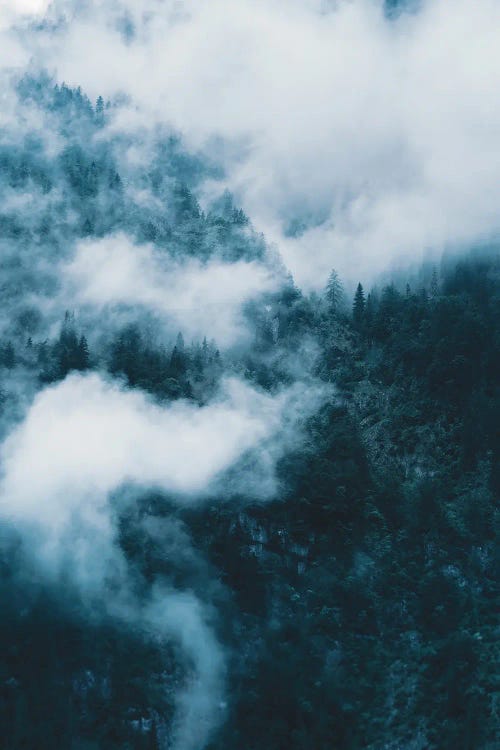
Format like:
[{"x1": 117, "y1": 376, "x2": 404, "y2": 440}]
[{"x1": 0, "y1": 73, "x2": 498, "y2": 750}]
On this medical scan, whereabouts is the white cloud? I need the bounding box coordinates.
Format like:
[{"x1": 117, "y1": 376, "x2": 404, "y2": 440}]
[
  {"x1": 145, "y1": 588, "x2": 226, "y2": 750},
  {"x1": 62, "y1": 233, "x2": 279, "y2": 346},
  {"x1": 8, "y1": 0, "x2": 49, "y2": 10},
  {"x1": 0, "y1": 368, "x2": 324, "y2": 589},
  {"x1": 1, "y1": 370, "x2": 287, "y2": 748},
  {"x1": 0, "y1": 0, "x2": 50, "y2": 30},
  {"x1": 16, "y1": 0, "x2": 500, "y2": 287},
  {"x1": 101, "y1": 584, "x2": 227, "y2": 750},
  {"x1": 0, "y1": 368, "x2": 320, "y2": 749},
  {"x1": 0, "y1": 372, "x2": 286, "y2": 535}
]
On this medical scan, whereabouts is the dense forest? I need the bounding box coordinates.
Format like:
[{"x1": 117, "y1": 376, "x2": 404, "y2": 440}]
[{"x1": 0, "y1": 73, "x2": 498, "y2": 750}]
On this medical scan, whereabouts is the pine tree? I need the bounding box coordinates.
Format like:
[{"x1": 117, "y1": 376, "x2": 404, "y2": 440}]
[
  {"x1": 364, "y1": 292, "x2": 375, "y2": 335},
  {"x1": 169, "y1": 346, "x2": 186, "y2": 378},
  {"x1": 352, "y1": 283, "x2": 366, "y2": 329},
  {"x1": 78, "y1": 335, "x2": 90, "y2": 370},
  {"x1": 430, "y1": 268, "x2": 439, "y2": 298},
  {"x1": 95, "y1": 95, "x2": 104, "y2": 115},
  {"x1": 176, "y1": 331, "x2": 185, "y2": 352},
  {"x1": 202, "y1": 336, "x2": 209, "y2": 362},
  {"x1": 56, "y1": 314, "x2": 80, "y2": 377},
  {"x1": 95, "y1": 95, "x2": 105, "y2": 127},
  {"x1": 325, "y1": 269, "x2": 344, "y2": 313}
]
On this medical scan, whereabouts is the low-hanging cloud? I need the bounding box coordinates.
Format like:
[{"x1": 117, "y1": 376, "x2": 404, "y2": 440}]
[
  {"x1": 0, "y1": 372, "x2": 287, "y2": 536},
  {"x1": 144, "y1": 588, "x2": 227, "y2": 750},
  {"x1": 62, "y1": 233, "x2": 279, "y2": 346},
  {"x1": 0, "y1": 370, "x2": 312, "y2": 750},
  {"x1": 0, "y1": 1, "x2": 47, "y2": 32},
  {"x1": 6, "y1": 0, "x2": 499, "y2": 287},
  {"x1": 0, "y1": 370, "x2": 325, "y2": 596}
]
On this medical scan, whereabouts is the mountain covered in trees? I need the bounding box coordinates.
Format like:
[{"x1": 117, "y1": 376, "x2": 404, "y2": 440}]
[{"x1": 0, "y1": 75, "x2": 498, "y2": 750}]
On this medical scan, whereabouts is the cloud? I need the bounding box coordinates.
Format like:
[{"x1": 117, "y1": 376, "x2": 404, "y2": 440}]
[
  {"x1": 8, "y1": 0, "x2": 498, "y2": 287},
  {"x1": 0, "y1": 0, "x2": 50, "y2": 35},
  {"x1": 62, "y1": 233, "x2": 279, "y2": 346},
  {"x1": 0, "y1": 370, "x2": 325, "y2": 749},
  {"x1": 0, "y1": 368, "x2": 324, "y2": 598},
  {"x1": 98, "y1": 583, "x2": 227, "y2": 750},
  {"x1": 0, "y1": 370, "x2": 324, "y2": 582},
  {"x1": 144, "y1": 588, "x2": 227, "y2": 750},
  {"x1": 0, "y1": 370, "x2": 299, "y2": 749},
  {"x1": 0, "y1": 372, "x2": 287, "y2": 535},
  {"x1": 7, "y1": 0, "x2": 49, "y2": 11}
]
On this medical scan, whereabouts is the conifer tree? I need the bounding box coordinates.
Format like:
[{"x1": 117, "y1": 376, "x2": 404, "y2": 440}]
[
  {"x1": 430, "y1": 268, "x2": 439, "y2": 298},
  {"x1": 325, "y1": 269, "x2": 344, "y2": 314},
  {"x1": 78, "y1": 335, "x2": 90, "y2": 370},
  {"x1": 352, "y1": 282, "x2": 366, "y2": 329}
]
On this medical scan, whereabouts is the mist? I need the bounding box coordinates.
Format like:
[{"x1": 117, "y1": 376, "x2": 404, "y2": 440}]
[
  {"x1": 0, "y1": 372, "x2": 302, "y2": 534},
  {"x1": 61, "y1": 233, "x2": 280, "y2": 347},
  {"x1": 0, "y1": 371, "x2": 297, "y2": 748},
  {"x1": 2, "y1": 0, "x2": 498, "y2": 286},
  {"x1": 0, "y1": 368, "x2": 324, "y2": 747},
  {"x1": 0, "y1": 2, "x2": 498, "y2": 749}
]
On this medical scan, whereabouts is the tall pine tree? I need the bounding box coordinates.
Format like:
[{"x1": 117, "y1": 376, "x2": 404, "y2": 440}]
[{"x1": 352, "y1": 282, "x2": 366, "y2": 330}]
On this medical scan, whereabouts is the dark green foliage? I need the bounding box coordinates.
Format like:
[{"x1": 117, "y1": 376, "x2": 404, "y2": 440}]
[
  {"x1": 212, "y1": 255, "x2": 499, "y2": 750},
  {"x1": 108, "y1": 325, "x2": 220, "y2": 401},
  {"x1": 39, "y1": 313, "x2": 91, "y2": 382},
  {"x1": 352, "y1": 282, "x2": 366, "y2": 329},
  {"x1": 1, "y1": 248, "x2": 498, "y2": 750},
  {"x1": 0, "y1": 577, "x2": 176, "y2": 750}
]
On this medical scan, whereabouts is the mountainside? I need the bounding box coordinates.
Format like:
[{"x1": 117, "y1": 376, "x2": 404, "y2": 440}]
[{"x1": 0, "y1": 74, "x2": 498, "y2": 750}]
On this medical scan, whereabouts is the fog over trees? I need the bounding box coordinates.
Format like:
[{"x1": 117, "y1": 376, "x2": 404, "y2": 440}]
[{"x1": 0, "y1": 3, "x2": 499, "y2": 750}]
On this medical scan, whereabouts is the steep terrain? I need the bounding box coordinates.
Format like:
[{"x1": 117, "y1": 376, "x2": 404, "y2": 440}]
[{"x1": 0, "y1": 75, "x2": 498, "y2": 750}]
